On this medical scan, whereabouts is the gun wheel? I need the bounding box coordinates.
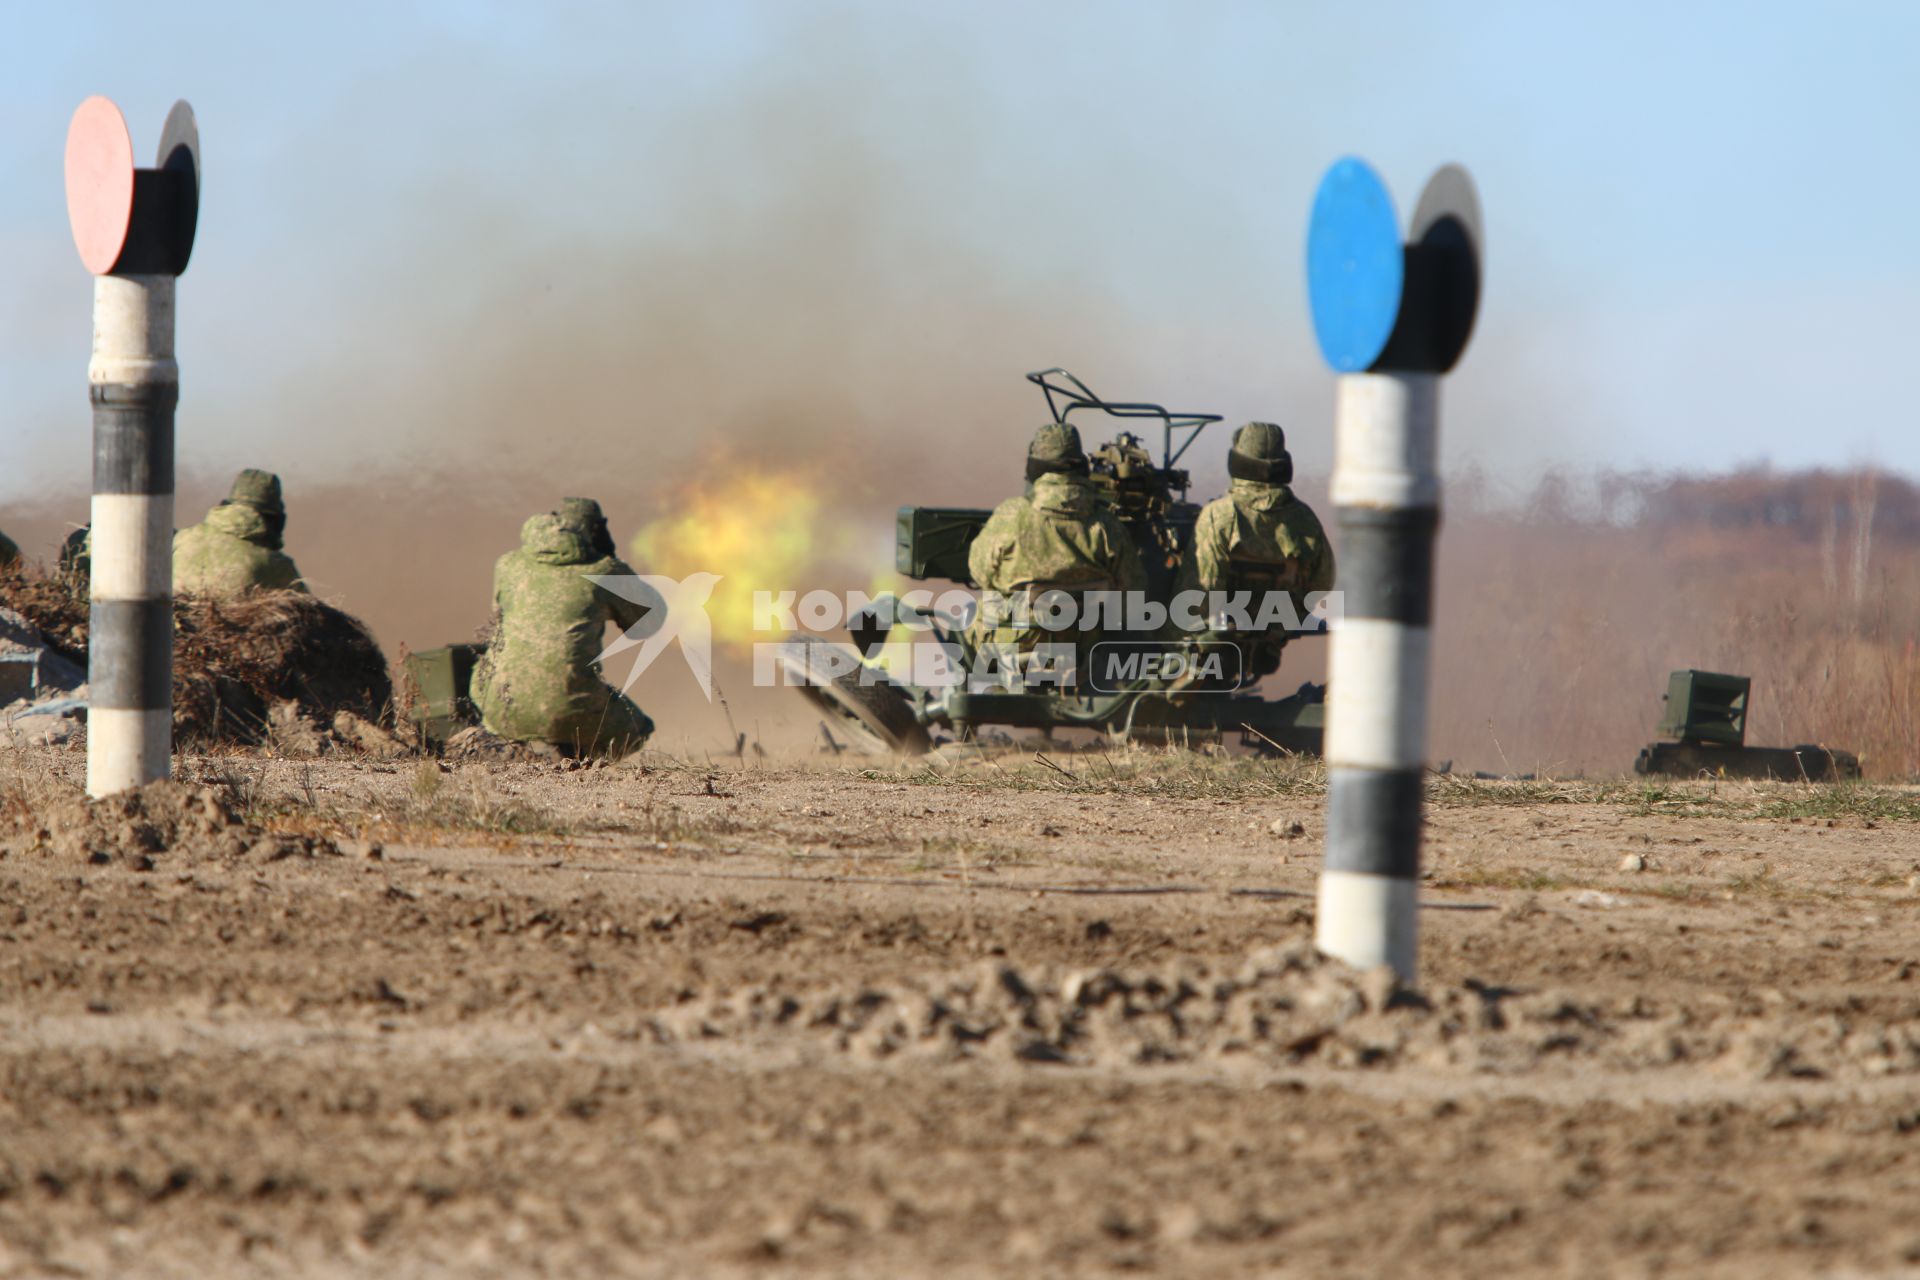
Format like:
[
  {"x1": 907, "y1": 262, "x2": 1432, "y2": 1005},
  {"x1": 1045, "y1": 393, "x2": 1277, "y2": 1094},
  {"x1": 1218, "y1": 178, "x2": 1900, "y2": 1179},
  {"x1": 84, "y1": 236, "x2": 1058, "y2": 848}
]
[{"x1": 777, "y1": 636, "x2": 932, "y2": 757}]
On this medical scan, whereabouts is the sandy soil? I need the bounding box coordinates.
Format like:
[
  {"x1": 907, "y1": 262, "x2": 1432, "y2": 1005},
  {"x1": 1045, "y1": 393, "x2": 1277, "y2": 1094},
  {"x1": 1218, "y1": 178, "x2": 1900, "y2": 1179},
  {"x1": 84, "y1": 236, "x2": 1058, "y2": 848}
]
[{"x1": 1, "y1": 743, "x2": 1919, "y2": 1277}]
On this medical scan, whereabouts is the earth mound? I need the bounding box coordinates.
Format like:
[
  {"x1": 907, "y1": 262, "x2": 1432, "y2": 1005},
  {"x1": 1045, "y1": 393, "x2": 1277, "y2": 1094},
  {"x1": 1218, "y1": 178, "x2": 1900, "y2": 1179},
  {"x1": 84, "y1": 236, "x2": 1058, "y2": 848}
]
[
  {"x1": 653, "y1": 945, "x2": 1920, "y2": 1081},
  {"x1": 0, "y1": 565, "x2": 394, "y2": 747},
  {"x1": 0, "y1": 565, "x2": 86, "y2": 667},
  {"x1": 0, "y1": 778, "x2": 341, "y2": 868},
  {"x1": 174, "y1": 591, "x2": 393, "y2": 744}
]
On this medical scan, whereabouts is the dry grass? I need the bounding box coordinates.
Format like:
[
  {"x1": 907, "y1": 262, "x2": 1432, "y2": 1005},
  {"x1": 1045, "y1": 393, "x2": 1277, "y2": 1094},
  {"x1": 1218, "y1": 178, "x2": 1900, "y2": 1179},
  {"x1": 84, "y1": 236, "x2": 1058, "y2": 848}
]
[
  {"x1": 172, "y1": 591, "x2": 393, "y2": 743},
  {"x1": 850, "y1": 746, "x2": 1920, "y2": 825},
  {"x1": 354, "y1": 760, "x2": 570, "y2": 839},
  {"x1": 0, "y1": 751, "x2": 82, "y2": 831},
  {"x1": 0, "y1": 565, "x2": 87, "y2": 666},
  {"x1": 889, "y1": 741, "x2": 1327, "y2": 801},
  {"x1": 1433, "y1": 473, "x2": 1920, "y2": 780},
  {"x1": 0, "y1": 563, "x2": 394, "y2": 746}
]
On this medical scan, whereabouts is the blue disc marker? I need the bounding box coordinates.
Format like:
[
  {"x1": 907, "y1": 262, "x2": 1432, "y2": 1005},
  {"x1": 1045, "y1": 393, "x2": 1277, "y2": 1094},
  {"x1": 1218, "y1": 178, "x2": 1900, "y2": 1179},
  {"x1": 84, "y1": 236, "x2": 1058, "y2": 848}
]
[{"x1": 1306, "y1": 157, "x2": 1404, "y2": 373}]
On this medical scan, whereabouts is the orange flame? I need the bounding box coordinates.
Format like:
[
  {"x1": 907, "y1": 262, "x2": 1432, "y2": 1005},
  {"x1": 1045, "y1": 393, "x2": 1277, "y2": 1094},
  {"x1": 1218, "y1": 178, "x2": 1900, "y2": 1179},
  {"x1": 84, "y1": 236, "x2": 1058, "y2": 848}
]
[{"x1": 629, "y1": 466, "x2": 876, "y2": 647}]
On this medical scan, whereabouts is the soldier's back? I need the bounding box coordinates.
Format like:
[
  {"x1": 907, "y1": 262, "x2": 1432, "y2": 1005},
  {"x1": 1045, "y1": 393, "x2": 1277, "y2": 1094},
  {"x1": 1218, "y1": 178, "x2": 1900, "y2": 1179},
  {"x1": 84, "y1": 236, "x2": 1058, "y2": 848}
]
[
  {"x1": 172, "y1": 506, "x2": 304, "y2": 597},
  {"x1": 474, "y1": 516, "x2": 633, "y2": 741},
  {"x1": 969, "y1": 475, "x2": 1131, "y2": 594}
]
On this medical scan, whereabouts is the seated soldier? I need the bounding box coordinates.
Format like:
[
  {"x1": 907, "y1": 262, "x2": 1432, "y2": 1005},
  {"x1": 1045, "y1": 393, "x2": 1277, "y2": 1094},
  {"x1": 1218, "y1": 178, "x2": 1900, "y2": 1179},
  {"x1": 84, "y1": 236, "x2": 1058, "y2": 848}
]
[
  {"x1": 471, "y1": 497, "x2": 655, "y2": 757},
  {"x1": 173, "y1": 468, "x2": 307, "y2": 596},
  {"x1": 57, "y1": 525, "x2": 90, "y2": 585},
  {"x1": 1182, "y1": 421, "x2": 1334, "y2": 683},
  {"x1": 966, "y1": 423, "x2": 1145, "y2": 688}
]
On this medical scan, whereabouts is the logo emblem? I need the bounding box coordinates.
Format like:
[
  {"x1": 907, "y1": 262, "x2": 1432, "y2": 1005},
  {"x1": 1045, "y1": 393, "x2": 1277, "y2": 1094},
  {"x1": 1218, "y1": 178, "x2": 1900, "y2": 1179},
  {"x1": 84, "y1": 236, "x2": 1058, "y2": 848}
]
[{"x1": 588, "y1": 573, "x2": 722, "y2": 701}]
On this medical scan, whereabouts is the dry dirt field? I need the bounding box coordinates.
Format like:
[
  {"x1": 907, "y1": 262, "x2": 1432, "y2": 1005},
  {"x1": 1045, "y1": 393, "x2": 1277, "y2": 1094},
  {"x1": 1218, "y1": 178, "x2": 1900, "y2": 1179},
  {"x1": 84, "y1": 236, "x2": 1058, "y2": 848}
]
[{"x1": 2, "y1": 742, "x2": 1920, "y2": 1277}]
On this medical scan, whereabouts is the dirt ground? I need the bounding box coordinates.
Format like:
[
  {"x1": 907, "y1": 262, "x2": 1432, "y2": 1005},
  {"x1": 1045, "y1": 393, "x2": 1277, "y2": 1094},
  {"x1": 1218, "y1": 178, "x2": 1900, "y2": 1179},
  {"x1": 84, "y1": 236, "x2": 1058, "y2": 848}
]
[{"x1": 2, "y1": 741, "x2": 1919, "y2": 1277}]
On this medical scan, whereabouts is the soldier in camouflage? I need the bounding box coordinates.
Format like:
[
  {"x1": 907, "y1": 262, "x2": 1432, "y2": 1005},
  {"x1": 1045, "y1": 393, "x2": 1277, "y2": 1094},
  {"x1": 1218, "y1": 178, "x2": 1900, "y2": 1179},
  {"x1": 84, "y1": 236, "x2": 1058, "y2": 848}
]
[
  {"x1": 172, "y1": 469, "x2": 308, "y2": 597},
  {"x1": 57, "y1": 526, "x2": 90, "y2": 585},
  {"x1": 966, "y1": 423, "x2": 1146, "y2": 685},
  {"x1": 1182, "y1": 422, "x2": 1334, "y2": 681},
  {"x1": 471, "y1": 497, "x2": 655, "y2": 757}
]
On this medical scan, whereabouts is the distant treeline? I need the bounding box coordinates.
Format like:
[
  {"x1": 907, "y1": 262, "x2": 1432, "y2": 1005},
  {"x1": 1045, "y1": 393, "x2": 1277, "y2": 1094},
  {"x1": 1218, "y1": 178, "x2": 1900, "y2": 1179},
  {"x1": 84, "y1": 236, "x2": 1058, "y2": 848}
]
[{"x1": 1455, "y1": 466, "x2": 1914, "y2": 543}]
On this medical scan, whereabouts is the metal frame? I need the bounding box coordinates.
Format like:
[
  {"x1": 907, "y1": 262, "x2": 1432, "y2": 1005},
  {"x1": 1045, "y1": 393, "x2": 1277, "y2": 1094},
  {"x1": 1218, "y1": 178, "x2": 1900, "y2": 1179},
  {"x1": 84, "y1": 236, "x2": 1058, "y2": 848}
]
[{"x1": 1025, "y1": 368, "x2": 1221, "y2": 497}]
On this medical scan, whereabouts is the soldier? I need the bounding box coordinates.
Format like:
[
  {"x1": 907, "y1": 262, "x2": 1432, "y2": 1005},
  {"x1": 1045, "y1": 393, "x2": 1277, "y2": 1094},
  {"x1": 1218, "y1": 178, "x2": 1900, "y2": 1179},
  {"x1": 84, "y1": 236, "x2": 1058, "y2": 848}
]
[
  {"x1": 967, "y1": 423, "x2": 1145, "y2": 686},
  {"x1": 471, "y1": 497, "x2": 655, "y2": 757},
  {"x1": 57, "y1": 526, "x2": 90, "y2": 585},
  {"x1": 173, "y1": 468, "x2": 307, "y2": 597},
  {"x1": 1182, "y1": 421, "x2": 1334, "y2": 681},
  {"x1": 1088, "y1": 432, "x2": 1185, "y2": 601}
]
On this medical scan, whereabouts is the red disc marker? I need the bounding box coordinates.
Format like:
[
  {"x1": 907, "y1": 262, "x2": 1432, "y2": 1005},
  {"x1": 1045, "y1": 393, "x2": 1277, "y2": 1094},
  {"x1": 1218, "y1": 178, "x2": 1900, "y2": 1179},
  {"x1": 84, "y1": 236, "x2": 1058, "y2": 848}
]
[{"x1": 65, "y1": 96, "x2": 136, "y2": 275}]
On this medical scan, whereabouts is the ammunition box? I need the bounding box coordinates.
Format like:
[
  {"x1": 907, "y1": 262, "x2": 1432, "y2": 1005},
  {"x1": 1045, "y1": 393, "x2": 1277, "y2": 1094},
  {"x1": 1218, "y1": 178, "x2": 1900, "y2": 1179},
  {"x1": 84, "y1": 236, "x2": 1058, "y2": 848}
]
[
  {"x1": 896, "y1": 506, "x2": 993, "y2": 584},
  {"x1": 403, "y1": 643, "x2": 483, "y2": 744},
  {"x1": 1657, "y1": 669, "x2": 1749, "y2": 746}
]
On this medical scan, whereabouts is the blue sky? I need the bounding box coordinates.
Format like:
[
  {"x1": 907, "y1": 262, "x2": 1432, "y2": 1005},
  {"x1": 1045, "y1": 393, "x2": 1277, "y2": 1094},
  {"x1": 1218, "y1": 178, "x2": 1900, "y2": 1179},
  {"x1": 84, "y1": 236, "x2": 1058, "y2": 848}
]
[{"x1": 2, "y1": 1, "x2": 1916, "y2": 504}]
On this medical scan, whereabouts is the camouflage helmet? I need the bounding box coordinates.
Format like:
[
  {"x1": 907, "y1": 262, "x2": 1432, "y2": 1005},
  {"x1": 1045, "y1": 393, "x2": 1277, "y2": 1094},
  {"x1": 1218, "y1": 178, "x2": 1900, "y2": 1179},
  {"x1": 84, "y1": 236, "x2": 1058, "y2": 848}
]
[
  {"x1": 1228, "y1": 422, "x2": 1292, "y2": 485},
  {"x1": 557, "y1": 496, "x2": 615, "y2": 558},
  {"x1": 227, "y1": 468, "x2": 285, "y2": 514},
  {"x1": 556, "y1": 497, "x2": 604, "y2": 530},
  {"x1": 1026, "y1": 422, "x2": 1089, "y2": 480}
]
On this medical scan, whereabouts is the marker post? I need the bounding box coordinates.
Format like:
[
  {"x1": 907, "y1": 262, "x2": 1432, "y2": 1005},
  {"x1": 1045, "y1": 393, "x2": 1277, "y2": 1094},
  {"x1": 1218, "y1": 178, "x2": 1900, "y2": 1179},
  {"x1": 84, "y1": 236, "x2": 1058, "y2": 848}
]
[
  {"x1": 1305, "y1": 159, "x2": 1482, "y2": 980},
  {"x1": 64, "y1": 97, "x2": 201, "y2": 796}
]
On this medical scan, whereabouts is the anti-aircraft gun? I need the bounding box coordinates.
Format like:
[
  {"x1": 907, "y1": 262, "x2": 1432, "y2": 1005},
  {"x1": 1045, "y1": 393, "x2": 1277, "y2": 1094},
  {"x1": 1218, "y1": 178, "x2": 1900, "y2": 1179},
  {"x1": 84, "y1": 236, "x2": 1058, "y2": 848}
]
[
  {"x1": 893, "y1": 369, "x2": 1207, "y2": 600},
  {"x1": 781, "y1": 369, "x2": 1327, "y2": 755}
]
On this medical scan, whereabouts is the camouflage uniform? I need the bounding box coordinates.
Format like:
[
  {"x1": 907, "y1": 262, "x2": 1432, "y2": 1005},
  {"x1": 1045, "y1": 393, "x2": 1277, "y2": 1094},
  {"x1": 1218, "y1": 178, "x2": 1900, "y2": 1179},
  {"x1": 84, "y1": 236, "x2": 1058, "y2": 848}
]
[
  {"x1": 1182, "y1": 422, "x2": 1334, "y2": 681},
  {"x1": 172, "y1": 469, "x2": 307, "y2": 597},
  {"x1": 471, "y1": 498, "x2": 654, "y2": 756},
  {"x1": 57, "y1": 527, "x2": 90, "y2": 585},
  {"x1": 967, "y1": 424, "x2": 1146, "y2": 684}
]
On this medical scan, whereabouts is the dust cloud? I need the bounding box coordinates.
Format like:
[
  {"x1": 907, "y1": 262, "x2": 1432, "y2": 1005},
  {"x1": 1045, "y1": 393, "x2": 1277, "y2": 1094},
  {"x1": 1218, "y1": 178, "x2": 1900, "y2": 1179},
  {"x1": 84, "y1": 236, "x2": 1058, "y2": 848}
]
[{"x1": 2, "y1": 35, "x2": 1907, "y2": 774}]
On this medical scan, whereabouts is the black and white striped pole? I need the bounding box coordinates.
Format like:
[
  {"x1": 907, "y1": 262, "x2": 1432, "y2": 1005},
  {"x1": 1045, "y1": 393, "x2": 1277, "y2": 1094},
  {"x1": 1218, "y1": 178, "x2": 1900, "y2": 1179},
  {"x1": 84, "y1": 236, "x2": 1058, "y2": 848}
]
[
  {"x1": 1306, "y1": 159, "x2": 1482, "y2": 980},
  {"x1": 64, "y1": 97, "x2": 200, "y2": 796}
]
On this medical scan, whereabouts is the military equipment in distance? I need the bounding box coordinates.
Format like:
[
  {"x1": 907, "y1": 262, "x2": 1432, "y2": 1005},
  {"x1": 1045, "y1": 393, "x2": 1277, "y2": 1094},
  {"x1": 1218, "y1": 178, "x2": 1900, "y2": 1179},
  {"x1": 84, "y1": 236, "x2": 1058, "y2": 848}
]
[{"x1": 1632, "y1": 669, "x2": 1859, "y2": 781}]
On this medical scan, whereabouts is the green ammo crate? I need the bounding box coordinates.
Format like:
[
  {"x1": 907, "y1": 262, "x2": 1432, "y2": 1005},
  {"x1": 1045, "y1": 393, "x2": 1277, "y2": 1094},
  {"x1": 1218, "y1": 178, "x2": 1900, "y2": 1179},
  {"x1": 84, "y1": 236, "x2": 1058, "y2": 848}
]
[
  {"x1": 403, "y1": 643, "x2": 484, "y2": 744},
  {"x1": 895, "y1": 506, "x2": 993, "y2": 583},
  {"x1": 1656, "y1": 669, "x2": 1749, "y2": 747}
]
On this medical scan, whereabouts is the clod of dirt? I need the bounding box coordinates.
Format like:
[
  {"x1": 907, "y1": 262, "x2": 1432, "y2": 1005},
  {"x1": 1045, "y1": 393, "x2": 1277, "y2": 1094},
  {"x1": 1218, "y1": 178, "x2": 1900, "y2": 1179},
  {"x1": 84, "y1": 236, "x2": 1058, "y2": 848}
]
[
  {"x1": 443, "y1": 725, "x2": 522, "y2": 759},
  {"x1": 1269, "y1": 819, "x2": 1306, "y2": 839},
  {"x1": 653, "y1": 945, "x2": 1488, "y2": 1070},
  {"x1": 267, "y1": 700, "x2": 329, "y2": 756},
  {"x1": 246, "y1": 702, "x2": 417, "y2": 761},
  {"x1": 0, "y1": 778, "x2": 341, "y2": 867},
  {"x1": 1620, "y1": 852, "x2": 1647, "y2": 872},
  {"x1": 331, "y1": 709, "x2": 410, "y2": 759},
  {"x1": 652, "y1": 945, "x2": 1920, "y2": 1081}
]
